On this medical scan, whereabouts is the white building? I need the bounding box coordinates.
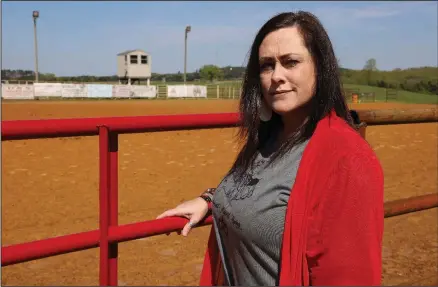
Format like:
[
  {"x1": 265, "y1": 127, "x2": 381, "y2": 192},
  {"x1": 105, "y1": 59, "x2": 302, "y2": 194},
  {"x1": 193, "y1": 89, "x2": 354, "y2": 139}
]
[{"x1": 117, "y1": 49, "x2": 151, "y2": 85}]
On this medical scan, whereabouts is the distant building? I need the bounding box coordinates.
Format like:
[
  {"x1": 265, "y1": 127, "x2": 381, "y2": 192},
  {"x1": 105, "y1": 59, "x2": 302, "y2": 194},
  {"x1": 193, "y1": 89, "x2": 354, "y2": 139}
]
[{"x1": 117, "y1": 49, "x2": 151, "y2": 85}]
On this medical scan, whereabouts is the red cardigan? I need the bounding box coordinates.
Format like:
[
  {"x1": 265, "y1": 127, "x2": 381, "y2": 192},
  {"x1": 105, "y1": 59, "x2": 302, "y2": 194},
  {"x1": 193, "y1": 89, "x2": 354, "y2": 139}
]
[{"x1": 199, "y1": 111, "x2": 384, "y2": 286}]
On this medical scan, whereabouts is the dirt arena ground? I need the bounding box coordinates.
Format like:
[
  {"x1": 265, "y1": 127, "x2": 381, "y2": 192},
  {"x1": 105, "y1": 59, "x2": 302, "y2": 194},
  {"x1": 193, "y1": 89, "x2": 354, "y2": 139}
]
[{"x1": 2, "y1": 100, "x2": 437, "y2": 286}]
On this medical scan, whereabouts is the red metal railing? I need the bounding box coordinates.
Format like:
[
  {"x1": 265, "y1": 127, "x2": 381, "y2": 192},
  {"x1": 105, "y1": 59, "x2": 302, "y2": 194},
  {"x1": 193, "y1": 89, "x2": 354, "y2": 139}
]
[{"x1": 2, "y1": 109, "x2": 438, "y2": 286}]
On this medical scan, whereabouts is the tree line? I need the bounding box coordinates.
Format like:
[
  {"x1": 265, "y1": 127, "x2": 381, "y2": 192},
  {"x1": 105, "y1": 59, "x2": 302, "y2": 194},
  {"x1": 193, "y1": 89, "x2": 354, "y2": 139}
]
[
  {"x1": 2, "y1": 59, "x2": 437, "y2": 95},
  {"x1": 341, "y1": 58, "x2": 437, "y2": 95}
]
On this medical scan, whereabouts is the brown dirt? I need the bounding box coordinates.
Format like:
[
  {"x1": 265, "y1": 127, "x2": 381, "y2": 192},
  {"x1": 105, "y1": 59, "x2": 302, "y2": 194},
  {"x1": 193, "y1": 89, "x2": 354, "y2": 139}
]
[{"x1": 1, "y1": 100, "x2": 437, "y2": 286}]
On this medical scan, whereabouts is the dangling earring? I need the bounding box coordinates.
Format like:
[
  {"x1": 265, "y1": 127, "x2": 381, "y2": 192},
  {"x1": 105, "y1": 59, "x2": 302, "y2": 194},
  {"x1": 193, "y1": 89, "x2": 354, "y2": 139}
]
[{"x1": 260, "y1": 99, "x2": 272, "y2": 122}]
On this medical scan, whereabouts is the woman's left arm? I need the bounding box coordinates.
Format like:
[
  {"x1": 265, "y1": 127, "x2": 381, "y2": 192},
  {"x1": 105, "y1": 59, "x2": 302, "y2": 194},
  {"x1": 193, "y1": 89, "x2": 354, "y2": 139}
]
[{"x1": 307, "y1": 150, "x2": 384, "y2": 286}]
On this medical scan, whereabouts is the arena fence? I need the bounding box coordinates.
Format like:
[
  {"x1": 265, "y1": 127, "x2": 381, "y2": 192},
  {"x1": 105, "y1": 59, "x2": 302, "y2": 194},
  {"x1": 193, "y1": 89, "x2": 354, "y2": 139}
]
[
  {"x1": 1, "y1": 108, "x2": 438, "y2": 286},
  {"x1": 2, "y1": 82, "x2": 401, "y2": 103}
]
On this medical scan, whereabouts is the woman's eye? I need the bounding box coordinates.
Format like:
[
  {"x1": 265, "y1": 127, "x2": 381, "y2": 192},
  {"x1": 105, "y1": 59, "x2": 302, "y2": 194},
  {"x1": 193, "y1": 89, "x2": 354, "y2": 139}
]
[
  {"x1": 260, "y1": 62, "x2": 274, "y2": 72},
  {"x1": 284, "y1": 59, "x2": 299, "y2": 68}
]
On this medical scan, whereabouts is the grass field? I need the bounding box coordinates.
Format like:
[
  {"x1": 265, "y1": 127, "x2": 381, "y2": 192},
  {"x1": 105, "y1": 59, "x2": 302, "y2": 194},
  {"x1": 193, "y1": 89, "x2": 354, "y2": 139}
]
[{"x1": 343, "y1": 84, "x2": 438, "y2": 104}]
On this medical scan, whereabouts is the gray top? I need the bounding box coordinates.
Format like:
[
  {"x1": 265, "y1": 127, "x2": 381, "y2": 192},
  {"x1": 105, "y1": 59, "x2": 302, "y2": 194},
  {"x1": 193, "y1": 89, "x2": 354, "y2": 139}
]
[{"x1": 212, "y1": 137, "x2": 309, "y2": 286}]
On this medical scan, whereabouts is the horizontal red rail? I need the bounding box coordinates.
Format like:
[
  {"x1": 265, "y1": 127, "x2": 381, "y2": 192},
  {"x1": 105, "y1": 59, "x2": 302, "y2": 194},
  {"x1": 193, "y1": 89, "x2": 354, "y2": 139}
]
[
  {"x1": 2, "y1": 108, "x2": 437, "y2": 141},
  {"x1": 1, "y1": 113, "x2": 240, "y2": 140},
  {"x1": 2, "y1": 193, "x2": 436, "y2": 267},
  {"x1": 384, "y1": 193, "x2": 438, "y2": 218},
  {"x1": 2, "y1": 216, "x2": 213, "y2": 267},
  {"x1": 2, "y1": 230, "x2": 100, "y2": 267},
  {"x1": 109, "y1": 215, "x2": 213, "y2": 244},
  {"x1": 358, "y1": 108, "x2": 437, "y2": 125}
]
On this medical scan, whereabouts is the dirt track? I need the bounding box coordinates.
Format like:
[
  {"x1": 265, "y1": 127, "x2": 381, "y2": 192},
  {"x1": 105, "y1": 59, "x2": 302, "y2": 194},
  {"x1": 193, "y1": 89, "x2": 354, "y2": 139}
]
[{"x1": 1, "y1": 100, "x2": 437, "y2": 286}]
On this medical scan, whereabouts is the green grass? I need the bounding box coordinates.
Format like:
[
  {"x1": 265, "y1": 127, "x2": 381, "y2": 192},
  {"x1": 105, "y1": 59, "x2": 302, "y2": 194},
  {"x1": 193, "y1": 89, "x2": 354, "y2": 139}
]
[{"x1": 343, "y1": 84, "x2": 437, "y2": 104}]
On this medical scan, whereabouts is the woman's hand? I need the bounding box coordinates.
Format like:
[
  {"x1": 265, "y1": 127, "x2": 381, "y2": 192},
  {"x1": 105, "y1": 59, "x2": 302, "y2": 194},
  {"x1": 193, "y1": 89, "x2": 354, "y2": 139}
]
[{"x1": 156, "y1": 197, "x2": 209, "y2": 236}]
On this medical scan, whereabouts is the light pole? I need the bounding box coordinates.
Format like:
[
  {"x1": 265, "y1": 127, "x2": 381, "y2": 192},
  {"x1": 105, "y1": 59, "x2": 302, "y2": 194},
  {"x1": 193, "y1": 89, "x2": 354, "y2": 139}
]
[
  {"x1": 184, "y1": 25, "x2": 191, "y2": 85},
  {"x1": 33, "y1": 10, "x2": 39, "y2": 83}
]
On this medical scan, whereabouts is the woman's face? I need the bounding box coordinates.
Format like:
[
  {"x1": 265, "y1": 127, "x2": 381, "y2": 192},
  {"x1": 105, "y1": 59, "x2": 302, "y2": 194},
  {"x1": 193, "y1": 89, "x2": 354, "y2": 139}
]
[{"x1": 258, "y1": 26, "x2": 316, "y2": 116}]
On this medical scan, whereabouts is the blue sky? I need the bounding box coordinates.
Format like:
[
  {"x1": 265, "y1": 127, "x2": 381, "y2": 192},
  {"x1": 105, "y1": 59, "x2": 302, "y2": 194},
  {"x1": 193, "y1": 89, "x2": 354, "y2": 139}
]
[{"x1": 2, "y1": 1, "x2": 437, "y2": 76}]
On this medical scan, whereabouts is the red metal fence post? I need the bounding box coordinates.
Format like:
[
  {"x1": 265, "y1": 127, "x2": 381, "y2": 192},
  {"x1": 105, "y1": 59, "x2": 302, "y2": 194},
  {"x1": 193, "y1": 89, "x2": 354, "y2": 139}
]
[
  {"x1": 99, "y1": 126, "x2": 110, "y2": 286},
  {"x1": 109, "y1": 132, "x2": 119, "y2": 285},
  {"x1": 99, "y1": 126, "x2": 119, "y2": 286}
]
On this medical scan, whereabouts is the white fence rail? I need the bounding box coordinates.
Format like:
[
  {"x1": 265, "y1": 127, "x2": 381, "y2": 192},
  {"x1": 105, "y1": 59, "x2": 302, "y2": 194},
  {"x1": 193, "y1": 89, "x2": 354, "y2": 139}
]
[
  {"x1": 167, "y1": 85, "x2": 207, "y2": 98},
  {"x1": 61, "y1": 84, "x2": 88, "y2": 98},
  {"x1": 1, "y1": 84, "x2": 35, "y2": 100},
  {"x1": 34, "y1": 83, "x2": 63, "y2": 98},
  {"x1": 1, "y1": 82, "x2": 242, "y2": 100}
]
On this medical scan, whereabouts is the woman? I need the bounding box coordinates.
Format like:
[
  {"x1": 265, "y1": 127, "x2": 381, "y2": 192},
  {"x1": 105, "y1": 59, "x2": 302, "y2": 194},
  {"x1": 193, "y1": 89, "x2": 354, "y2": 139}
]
[{"x1": 157, "y1": 11, "x2": 384, "y2": 286}]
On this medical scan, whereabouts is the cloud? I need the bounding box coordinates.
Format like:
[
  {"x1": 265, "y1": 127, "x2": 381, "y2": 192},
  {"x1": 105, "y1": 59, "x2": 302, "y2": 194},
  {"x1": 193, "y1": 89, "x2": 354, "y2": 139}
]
[
  {"x1": 313, "y1": 1, "x2": 434, "y2": 28},
  {"x1": 314, "y1": 6, "x2": 398, "y2": 27},
  {"x1": 352, "y1": 7, "x2": 400, "y2": 19},
  {"x1": 187, "y1": 25, "x2": 256, "y2": 45},
  {"x1": 354, "y1": 1, "x2": 436, "y2": 18},
  {"x1": 102, "y1": 21, "x2": 256, "y2": 50}
]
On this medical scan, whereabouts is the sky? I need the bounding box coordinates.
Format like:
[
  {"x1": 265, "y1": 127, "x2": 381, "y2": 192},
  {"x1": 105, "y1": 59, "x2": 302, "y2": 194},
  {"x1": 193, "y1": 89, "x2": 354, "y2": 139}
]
[{"x1": 2, "y1": 1, "x2": 437, "y2": 76}]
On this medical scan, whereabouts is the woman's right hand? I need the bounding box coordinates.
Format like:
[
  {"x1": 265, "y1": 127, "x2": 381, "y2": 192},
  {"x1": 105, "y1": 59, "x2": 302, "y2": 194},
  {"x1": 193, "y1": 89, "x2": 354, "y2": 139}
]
[{"x1": 156, "y1": 197, "x2": 210, "y2": 237}]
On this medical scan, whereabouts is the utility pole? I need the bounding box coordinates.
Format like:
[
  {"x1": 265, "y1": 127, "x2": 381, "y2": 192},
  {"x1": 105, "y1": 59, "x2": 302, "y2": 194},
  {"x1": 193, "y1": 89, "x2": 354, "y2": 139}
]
[
  {"x1": 184, "y1": 25, "x2": 191, "y2": 85},
  {"x1": 33, "y1": 10, "x2": 40, "y2": 83}
]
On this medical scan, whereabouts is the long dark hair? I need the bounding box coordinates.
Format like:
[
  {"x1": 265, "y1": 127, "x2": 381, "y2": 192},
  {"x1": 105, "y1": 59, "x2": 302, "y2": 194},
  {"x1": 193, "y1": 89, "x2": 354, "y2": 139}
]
[{"x1": 230, "y1": 11, "x2": 354, "y2": 178}]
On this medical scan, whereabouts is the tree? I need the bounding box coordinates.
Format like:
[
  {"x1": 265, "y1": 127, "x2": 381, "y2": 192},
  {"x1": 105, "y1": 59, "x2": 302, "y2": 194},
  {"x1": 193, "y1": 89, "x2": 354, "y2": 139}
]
[
  {"x1": 363, "y1": 58, "x2": 377, "y2": 71},
  {"x1": 199, "y1": 65, "x2": 223, "y2": 82},
  {"x1": 363, "y1": 58, "x2": 378, "y2": 85},
  {"x1": 43, "y1": 73, "x2": 56, "y2": 81}
]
